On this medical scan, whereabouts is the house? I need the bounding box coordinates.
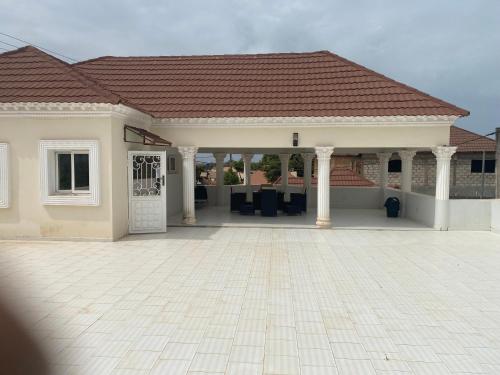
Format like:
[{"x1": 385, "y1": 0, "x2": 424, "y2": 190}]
[
  {"x1": 360, "y1": 126, "x2": 496, "y2": 198},
  {"x1": 0, "y1": 46, "x2": 469, "y2": 240}
]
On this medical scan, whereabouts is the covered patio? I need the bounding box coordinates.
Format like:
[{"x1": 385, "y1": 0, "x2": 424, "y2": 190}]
[
  {"x1": 169, "y1": 207, "x2": 431, "y2": 230},
  {"x1": 165, "y1": 143, "x2": 457, "y2": 231}
]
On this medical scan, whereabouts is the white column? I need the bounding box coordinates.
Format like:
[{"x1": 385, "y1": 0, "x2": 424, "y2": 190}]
[
  {"x1": 377, "y1": 152, "x2": 392, "y2": 207},
  {"x1": 398, "y1": 150, "x2": 416, "y2": 217},
  {"x1": 301, "y1": 153, "x2": 314, "y2": 193},
  {"x1": 399, "y1": 150, "x2": 416, "y2": 193},
  {"x1": 279, "y1": 153, "x2": 290, "y2": 200},
  {"x1": 243, "y1": 153, "x2": 253, "y2": 202},
  {"x1": 178, "y1": 146, "x2": 198, "y2": 224},
  {"x1": 214, "y1": 153, "x2": 226, "y2": 206},
  {"x1": 315, "y1": 146, "x2": 334, "y2": 228},
  {"x1": 432, "y1": 146, "x2": 457, "y2": 230}
]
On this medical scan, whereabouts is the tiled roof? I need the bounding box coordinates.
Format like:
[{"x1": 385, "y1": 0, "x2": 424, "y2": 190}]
[
  {"x1": 450, "y1": 126, "x2": 496, "y2": 153},
  {"x1": 0, "y1": 46, "x2": 120, "y2": 104},
  {"x1": 74, "y1": 50, "x2": 469, "y2": 118},
  {"x1": 250, "y1": 170, "x2": 269, "y2": 185},
  {"x1": 275, "y1": 168, "x2": 375, "y2": 187}
]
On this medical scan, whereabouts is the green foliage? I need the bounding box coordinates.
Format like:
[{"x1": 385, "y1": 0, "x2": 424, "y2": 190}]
[
  {"x1": 224, "y1": 169, "x2": 240, "y2": 185},
  {"x1": 251, "y1": 161, "x2": 261, "y2": 171},
  {"x1": 289, "y1": 154, "x2": 304, "y2": 177},
  {"x1": 261, "y1": 154, "x2": 282, "y2": 183},
  {"x1": 233, "y1": 159, "x2": 244, "y2": 172}
]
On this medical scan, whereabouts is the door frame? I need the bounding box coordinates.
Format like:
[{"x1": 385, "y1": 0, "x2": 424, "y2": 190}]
[{"x1": 128, "y1": 150, "x2": 167, "y2": 234}]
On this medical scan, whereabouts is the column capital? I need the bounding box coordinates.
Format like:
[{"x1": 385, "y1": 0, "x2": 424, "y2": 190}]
[
  {"x1": 432, "y1": 146, "x2": 457, "y2": 161},
  {"x1": 315, "y1": 146, "x2": 334, "y2": 161},
  {"x1": 242, "y1": 153, "x2": 253, "y2": 163},
  {"x1": 213, "y1": 152, "x2": 226, "y2": 162},
  {"x1": 301, "y1": 153, "x2": 315, "y2": 162},
  {"x1": 376, "y1": 152, "x2": 392, "y2": 163},
  {"x1": 278, "y1": 153, "x2": 290, "y2": 163},
  {"x1": 398, "y1": 150, "x2": 417, "y2": 161},
  {"x1": 178, "y1": 146, "x2": 198, "y2": 159}
]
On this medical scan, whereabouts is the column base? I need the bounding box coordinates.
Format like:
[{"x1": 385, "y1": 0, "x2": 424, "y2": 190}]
[
  {"x1": 315, "y1": 218, "x2": 331, "y2": 228},
  {"x1": 182, "y1": 216, "x2": 197, "y2": 225}
]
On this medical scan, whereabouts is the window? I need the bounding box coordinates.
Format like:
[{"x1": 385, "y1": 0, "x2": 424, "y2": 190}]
[
  {"x1": 471, "y1": 159, "x2": 496, "y2": 173},
  {"x1": 0, "y1": 143, "x2": 9, "y2": 208},
  {"x1": 39, "y1": 140, "x2": 100, "y2": 206},
  {"x1": 388, "y1": 159, "x2": 402, "y2": 173},
  {"x1": 56, "y1": 152, "x2": 90, "y2": 193}
]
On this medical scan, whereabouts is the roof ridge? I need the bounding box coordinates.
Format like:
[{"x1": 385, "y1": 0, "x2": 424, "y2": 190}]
[
  {"x1": 322, "y1": 51, "x2": 469, "y2": 117},
  {"x1": 27, "y1": 47, "x2": 123, "y2": 104},
  {"x1": 74, "y1": 50, "x2": 327, "y2": 65}
]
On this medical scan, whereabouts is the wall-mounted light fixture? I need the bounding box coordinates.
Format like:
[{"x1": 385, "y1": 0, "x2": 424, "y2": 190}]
[{"x1": 293, "y1": 132, "x2": 299, "y2": 147}]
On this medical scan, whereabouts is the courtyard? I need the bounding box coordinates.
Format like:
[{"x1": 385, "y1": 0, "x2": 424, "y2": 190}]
[{"x1": 1, "y1": 227, "x2": 500, "y2": 375}]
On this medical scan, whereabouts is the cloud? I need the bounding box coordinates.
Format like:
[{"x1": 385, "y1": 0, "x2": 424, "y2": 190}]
[{"x1": 1, "y1": 0, "x2": 498, "y2": 133}]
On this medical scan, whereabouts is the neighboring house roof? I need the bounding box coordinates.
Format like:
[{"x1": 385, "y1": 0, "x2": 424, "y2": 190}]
[
  {"x1": 250, "y1": 170, "x2": 269, "y2": 185},
  {"x1": 73, "y1": 49, "x2": 468, "y2": 118},
  {"x1": 0, "y1": 46, "x2": 120, "y2": 104},
  {"x1": 450, "y1": 126, "x2": 496, "y2": 153},
  {"x1": 275, "y1": 168, "x2": 375, "y2": 187}
]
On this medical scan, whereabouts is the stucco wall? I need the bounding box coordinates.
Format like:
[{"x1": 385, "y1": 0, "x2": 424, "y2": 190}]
[
  {"x1": 404, "y1": 191, "x2": 435, "y2": 227},
  {"x1": 0, "y1": 116, "x2": 114, "y2": 240},
  {"x1": 491, "y1": 200, "x2": 500, "y2": 233},
  {"x1": 449, "y1": 199, "x2": 492, "y2": 231},
  {"x1": 155, "y1": 125, "x2": 450, "y2": 149}
]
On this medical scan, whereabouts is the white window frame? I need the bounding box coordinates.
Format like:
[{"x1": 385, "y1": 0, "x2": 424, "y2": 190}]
[
  {"x1": 39, "y1": 140, "x2": 100, "y2": 206},
  {"x1": 55, "y1": 151, "x2": 91, "y2": 194},
  {"x1": 0, "y1": 143, "x2": 9, "y2": 208}
]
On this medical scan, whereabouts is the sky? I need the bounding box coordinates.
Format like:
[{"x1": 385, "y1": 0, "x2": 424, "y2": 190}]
[{"x1": 1, "y1": 0, "x2": 499, "y2": 135}]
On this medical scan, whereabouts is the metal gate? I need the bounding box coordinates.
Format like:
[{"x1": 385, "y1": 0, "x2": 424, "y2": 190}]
[{"x1": 128, "y1": 151, "x2": 167, "y2": 233}]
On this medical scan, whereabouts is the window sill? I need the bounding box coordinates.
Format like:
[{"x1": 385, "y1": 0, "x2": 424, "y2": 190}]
[{"x1": 43, "y1": 193, "x2": 98, "y2": 206}]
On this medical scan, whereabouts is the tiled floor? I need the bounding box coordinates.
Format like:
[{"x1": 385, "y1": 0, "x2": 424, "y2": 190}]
[
  {"x1": 1, "y1": 227, "x2": 500, "y2": 374},
  {"x1": 169, "y1": 207, "x2": 430, "y2": 230}
]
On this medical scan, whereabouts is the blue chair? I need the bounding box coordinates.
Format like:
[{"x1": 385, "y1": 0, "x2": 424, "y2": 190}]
[
  {"x1": 261, "y1": 189, "x2": 278, "y2": 217},
  {"x1": 252, "y1": 191, "x2": 262, "y2": 210},
  {"x1": 230, "y1": 192, "x2": 246, "y2": 212}
]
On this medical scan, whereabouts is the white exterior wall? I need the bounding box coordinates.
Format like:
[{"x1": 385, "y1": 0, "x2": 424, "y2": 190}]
[
  {"x1": 154, "y1": 124, "x2": 450, "y2": 149},
  {"x1": 404, "y1": 191, "x2": 436, "y2": 227},
  {"x1": 448, "y1": 199, "x2": 492, "y2": 231},
  {"x1": 491, "y1": 200, "x2": 500, "y2": 233},
  {"x1": 0, "y1": 116, "x2": 115, "y2": 240}
]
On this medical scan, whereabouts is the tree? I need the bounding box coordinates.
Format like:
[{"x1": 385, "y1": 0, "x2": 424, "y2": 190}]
[
  {"x1": 224, "y1": 169, "x2": 240, "y2": 185},
  {"x1": 233, "y1": 159, "x2": 244, "y2": 172},
  {"x1": 289, "y1": 154, "x2": 304, "y2": 177},
  {"x1": 261, "y1": 154, "x2": 282, "y2": 183}
]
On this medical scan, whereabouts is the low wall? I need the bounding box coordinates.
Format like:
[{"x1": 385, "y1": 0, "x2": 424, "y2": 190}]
[
  {"x1": 492, "y1": 200, "x2": 500, "y2": 233},
  {"x1": 204, "y1": 185, "x2": 381, "y2": 209},
  {"x1": 448, "y1": 199, "x2": 492, "y2": 231},
  {"x1": 404, "y1": 191, "x2": 435, "y2": 228}
]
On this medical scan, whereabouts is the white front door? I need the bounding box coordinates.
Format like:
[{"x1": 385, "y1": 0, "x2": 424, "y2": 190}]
[{"x1": 128, "y1": 151, "x2": 167, "y2": 233}]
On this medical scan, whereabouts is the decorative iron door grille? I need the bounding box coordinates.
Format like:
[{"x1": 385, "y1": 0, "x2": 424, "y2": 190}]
[{"x1": 128, "y1": 151, "x2": 166, "y2": 233}]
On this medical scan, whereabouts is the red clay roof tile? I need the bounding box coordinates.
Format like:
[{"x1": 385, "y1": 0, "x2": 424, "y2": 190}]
[
  {"x1": 0, "y1": 46, "x2": 120, "y2": 104},
  {"x1": 275, "y1": 168, "x2": 375, "y2": 187},
  {"x1": 74, "y1": 50, "x2": 468, "y2": 118},
  {"x1": 1, "y1": 47, "x2": 469, "y2": 119},
  {"x1": 450, "y1": 126, "x2": 496, "y2": 153}
]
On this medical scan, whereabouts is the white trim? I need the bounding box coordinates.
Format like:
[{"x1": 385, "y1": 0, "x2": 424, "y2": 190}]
[
  {"x1": 0, "y1": 143, "x2": 9, "y2": 208},
  {"x1": 0, "y1": 102, "x2": 151, "y2": 124},
  {"x1": 152, "y1": 115, "x2": 458, "y2": 128},
  {"x1": 0, "y1": 103, "x2": 457, "y2": 129},
  {"x1": 39, "y1": 140, "x2": 100, "y2": 206}
]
